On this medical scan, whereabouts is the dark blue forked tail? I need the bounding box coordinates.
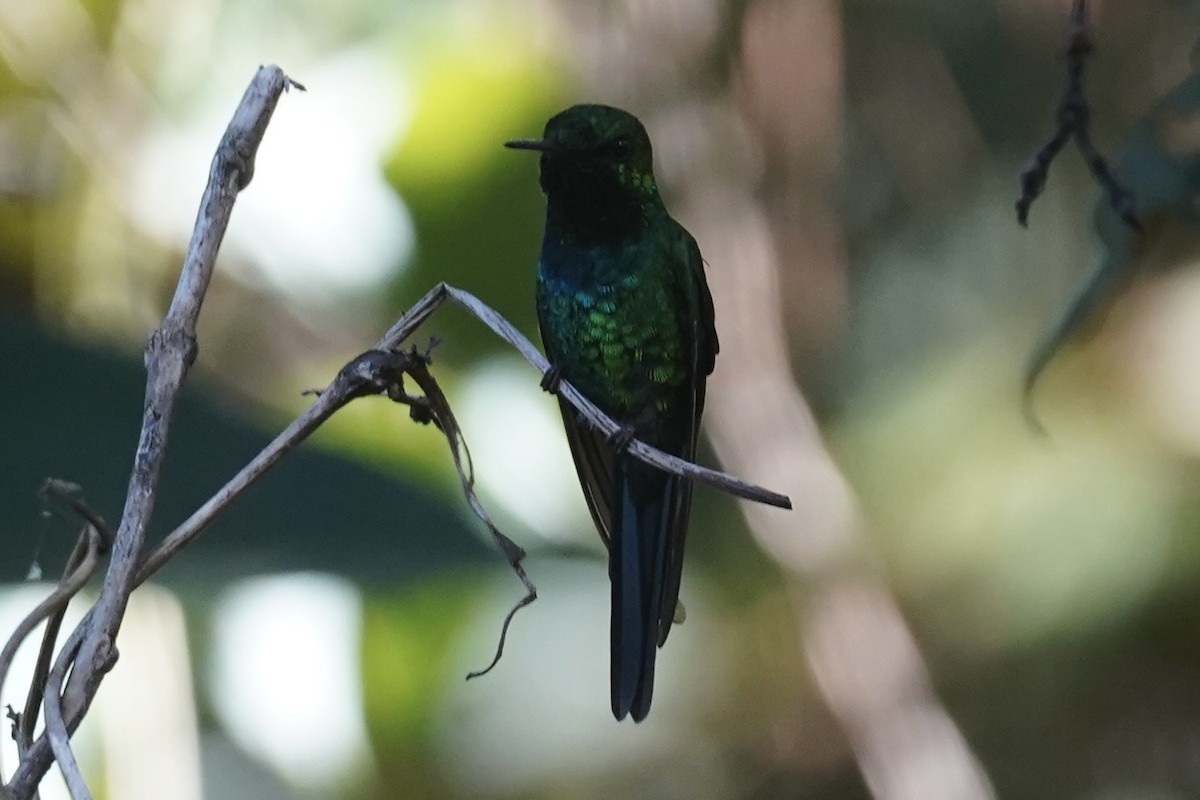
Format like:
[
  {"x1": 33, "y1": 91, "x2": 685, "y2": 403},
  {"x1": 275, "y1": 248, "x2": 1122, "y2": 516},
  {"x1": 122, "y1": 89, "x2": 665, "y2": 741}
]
[{"x1": 610, "y1": 457, "x2": 675, "y2": 722}]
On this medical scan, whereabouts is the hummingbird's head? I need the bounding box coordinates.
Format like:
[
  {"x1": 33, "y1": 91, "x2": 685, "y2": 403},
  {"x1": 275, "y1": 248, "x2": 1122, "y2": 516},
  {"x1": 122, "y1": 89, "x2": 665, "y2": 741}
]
[{"x1": 506, "y1": 104, "x2": 660, "y2": 208}]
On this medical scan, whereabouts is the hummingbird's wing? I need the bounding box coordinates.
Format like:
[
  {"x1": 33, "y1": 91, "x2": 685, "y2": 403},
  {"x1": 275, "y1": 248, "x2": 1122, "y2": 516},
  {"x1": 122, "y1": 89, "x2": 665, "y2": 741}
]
[
  {"x1": 534, "y1": 300, "x2": 619, "y2": 547},
  {"x1": 538, "y1": 285, "x2": 650, "y2": 720},
  {"x1": 655, "y1": 225, "x2": 719, "y2": 647},
  {"x1": 555, "y1": 399, "x2": 617, "y2": 546}
]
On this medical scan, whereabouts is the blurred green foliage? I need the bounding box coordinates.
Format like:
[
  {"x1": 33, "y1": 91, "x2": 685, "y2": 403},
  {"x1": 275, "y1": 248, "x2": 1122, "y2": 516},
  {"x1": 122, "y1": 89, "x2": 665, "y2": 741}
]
[
  {"x1": 0, "y1": 312, "x2": 490, "y2": 587},
  {"x1": 5, "y1": 0, "x2": 1200, "y2": 799},
  {"x1": 384, "y1": 42, "x2": 564, "y2": 363},
  {"x1": 361, "y1": 578, "x2": 481, "y2": 798}
]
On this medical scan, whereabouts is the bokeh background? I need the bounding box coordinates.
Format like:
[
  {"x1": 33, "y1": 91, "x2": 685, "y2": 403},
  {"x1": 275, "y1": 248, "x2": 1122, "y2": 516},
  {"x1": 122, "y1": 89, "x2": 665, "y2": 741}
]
[{"x1": 3, "y1": 0, "x2": 1200, "y2": 798}]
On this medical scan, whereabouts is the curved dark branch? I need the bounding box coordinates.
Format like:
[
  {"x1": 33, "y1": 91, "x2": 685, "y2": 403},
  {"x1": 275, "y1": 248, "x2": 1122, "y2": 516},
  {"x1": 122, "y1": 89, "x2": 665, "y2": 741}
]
[{"x1": 1016, "y1": 0, "x2": 1139, "y2": 231}]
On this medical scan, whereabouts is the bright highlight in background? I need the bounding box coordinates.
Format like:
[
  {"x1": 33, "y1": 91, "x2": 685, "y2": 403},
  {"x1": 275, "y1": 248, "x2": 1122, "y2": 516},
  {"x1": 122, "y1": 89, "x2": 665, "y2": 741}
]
[
  {"x1": 0, "y1": 586, "x2": 86, "y2": 800},
  {"x1": 132, "y1": 46, "x2": 414, "y2": 299},
  {"x1": 209, "y1": 573, "x2": 371, "y2": 790},
  {"x1": 457, "y1": 358, "x2": 593, "y2": 543},
  {"x1": 437, "y1": 561, "x2": 728, "y2": 797}
]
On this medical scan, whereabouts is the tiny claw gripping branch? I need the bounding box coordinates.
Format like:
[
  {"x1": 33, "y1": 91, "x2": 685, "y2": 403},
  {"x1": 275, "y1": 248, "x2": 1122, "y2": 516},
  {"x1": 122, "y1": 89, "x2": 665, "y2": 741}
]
[{"x1": 540, "y1": 363, "x2": 564, "y2": 393}]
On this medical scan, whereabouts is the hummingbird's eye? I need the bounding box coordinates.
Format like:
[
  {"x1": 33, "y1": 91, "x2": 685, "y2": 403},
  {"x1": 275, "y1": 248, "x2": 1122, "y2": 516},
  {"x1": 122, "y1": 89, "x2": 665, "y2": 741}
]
[{"x1": 610, "y1": 136, "x2": 633, "y2": 160}]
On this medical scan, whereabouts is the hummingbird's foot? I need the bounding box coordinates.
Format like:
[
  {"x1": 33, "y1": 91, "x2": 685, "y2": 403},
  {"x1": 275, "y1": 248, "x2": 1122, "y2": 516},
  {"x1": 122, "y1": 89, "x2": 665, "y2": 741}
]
[
  {"x1": 418, "y1": 336, "x2": 441, "y2": 362},
  {"x1": 540, "y1": 364, "x2": 564, "y2": 394},
  {"x1": 607, "y1": 423, "x2": 637, "y2": 453}
]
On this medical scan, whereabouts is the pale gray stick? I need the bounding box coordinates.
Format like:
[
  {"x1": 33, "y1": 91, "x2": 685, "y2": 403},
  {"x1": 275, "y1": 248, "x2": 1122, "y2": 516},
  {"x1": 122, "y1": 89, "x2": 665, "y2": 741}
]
[
  {"x1": 42, "y1": 638, "x2": 88, "y2": 800},
  {"x1": 0, "y1": 527, "x2": 102, "y2": 751},
  {"x1": 4, "y1": 64, "x2": 302, "y2": 800}
]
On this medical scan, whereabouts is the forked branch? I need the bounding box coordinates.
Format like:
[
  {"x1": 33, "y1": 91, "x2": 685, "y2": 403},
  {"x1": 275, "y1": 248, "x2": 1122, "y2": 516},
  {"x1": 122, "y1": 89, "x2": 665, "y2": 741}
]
[{"x1": 1016, "y1": 0, "x2": 1139, "y2": 231}]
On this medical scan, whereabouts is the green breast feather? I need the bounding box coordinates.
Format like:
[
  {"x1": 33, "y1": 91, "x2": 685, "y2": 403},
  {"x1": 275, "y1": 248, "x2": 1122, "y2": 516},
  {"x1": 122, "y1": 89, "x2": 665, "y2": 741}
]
[{"x1": 536, "y1": 242, "x2": 689, "y2": 421}]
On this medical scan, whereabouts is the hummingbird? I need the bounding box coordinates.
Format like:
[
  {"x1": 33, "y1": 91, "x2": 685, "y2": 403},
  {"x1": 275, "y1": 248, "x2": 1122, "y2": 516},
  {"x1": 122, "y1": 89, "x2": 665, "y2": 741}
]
[{"x1": 507, "y1": 104, "x2": 718, "y2": 722}]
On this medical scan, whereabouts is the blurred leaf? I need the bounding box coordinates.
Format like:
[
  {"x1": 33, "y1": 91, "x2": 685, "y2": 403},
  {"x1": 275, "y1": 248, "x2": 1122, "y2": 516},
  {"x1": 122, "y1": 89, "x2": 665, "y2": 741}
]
[
  {"x1": 361, "y1": 576, "x2": 480, "y2": 798},
  {"x1": 1098, "y1": 67, "x2": 1200, "y2": 249},
  {"x1": 1026, "y1": 68, "x2": 1200, "y2": 400},
  {"x1": 833, "y1": 339, "x2": 1189, "y2": 653},
  {"x1": 384, "y1": 32, "x2": 565, "y2": 364}
]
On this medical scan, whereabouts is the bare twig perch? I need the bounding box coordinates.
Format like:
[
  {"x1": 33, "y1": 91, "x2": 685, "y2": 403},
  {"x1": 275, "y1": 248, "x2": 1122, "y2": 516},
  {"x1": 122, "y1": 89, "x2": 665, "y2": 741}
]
[
  {"x1": 136, "y1": 285, "x2": 790, "y2": 584},
  {"x1": 377, "y1": 285, "x2": 793, "y2": 510}
]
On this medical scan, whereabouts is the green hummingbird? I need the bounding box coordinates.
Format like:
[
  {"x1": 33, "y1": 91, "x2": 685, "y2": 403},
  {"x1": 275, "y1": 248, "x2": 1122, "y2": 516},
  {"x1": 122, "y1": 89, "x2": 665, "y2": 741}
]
[{"x1": 507, "y1": 104, "x2": 718, "y2": 722}]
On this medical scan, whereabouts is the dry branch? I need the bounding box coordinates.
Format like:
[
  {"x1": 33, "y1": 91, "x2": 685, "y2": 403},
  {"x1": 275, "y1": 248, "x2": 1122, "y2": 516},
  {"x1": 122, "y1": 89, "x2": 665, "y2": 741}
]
[
  {"x1": 2, "y1": 61, "x2": 791, "y2": 800},
  {"x1": 41, "y1": 637, "x2": 87, "y2": 800},
  {"x1": 378, "y1": 284, "x2": 794, "y2": 509},
  {"x1": 135, "y1": 283, "x2": 790, "y2": 585},
  {"x1": 3, "y1": 64, "x2": 302, "y2": 800},
  {"x1": 0, "y1": 525, "x2": 103, "y2": 763}
]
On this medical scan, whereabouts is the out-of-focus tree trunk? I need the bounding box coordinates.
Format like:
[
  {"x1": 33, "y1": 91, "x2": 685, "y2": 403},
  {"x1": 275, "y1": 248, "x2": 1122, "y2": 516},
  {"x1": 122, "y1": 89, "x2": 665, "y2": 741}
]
[{"x1": 554, "y1": 0, "x2": 998, "y2": 796}]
